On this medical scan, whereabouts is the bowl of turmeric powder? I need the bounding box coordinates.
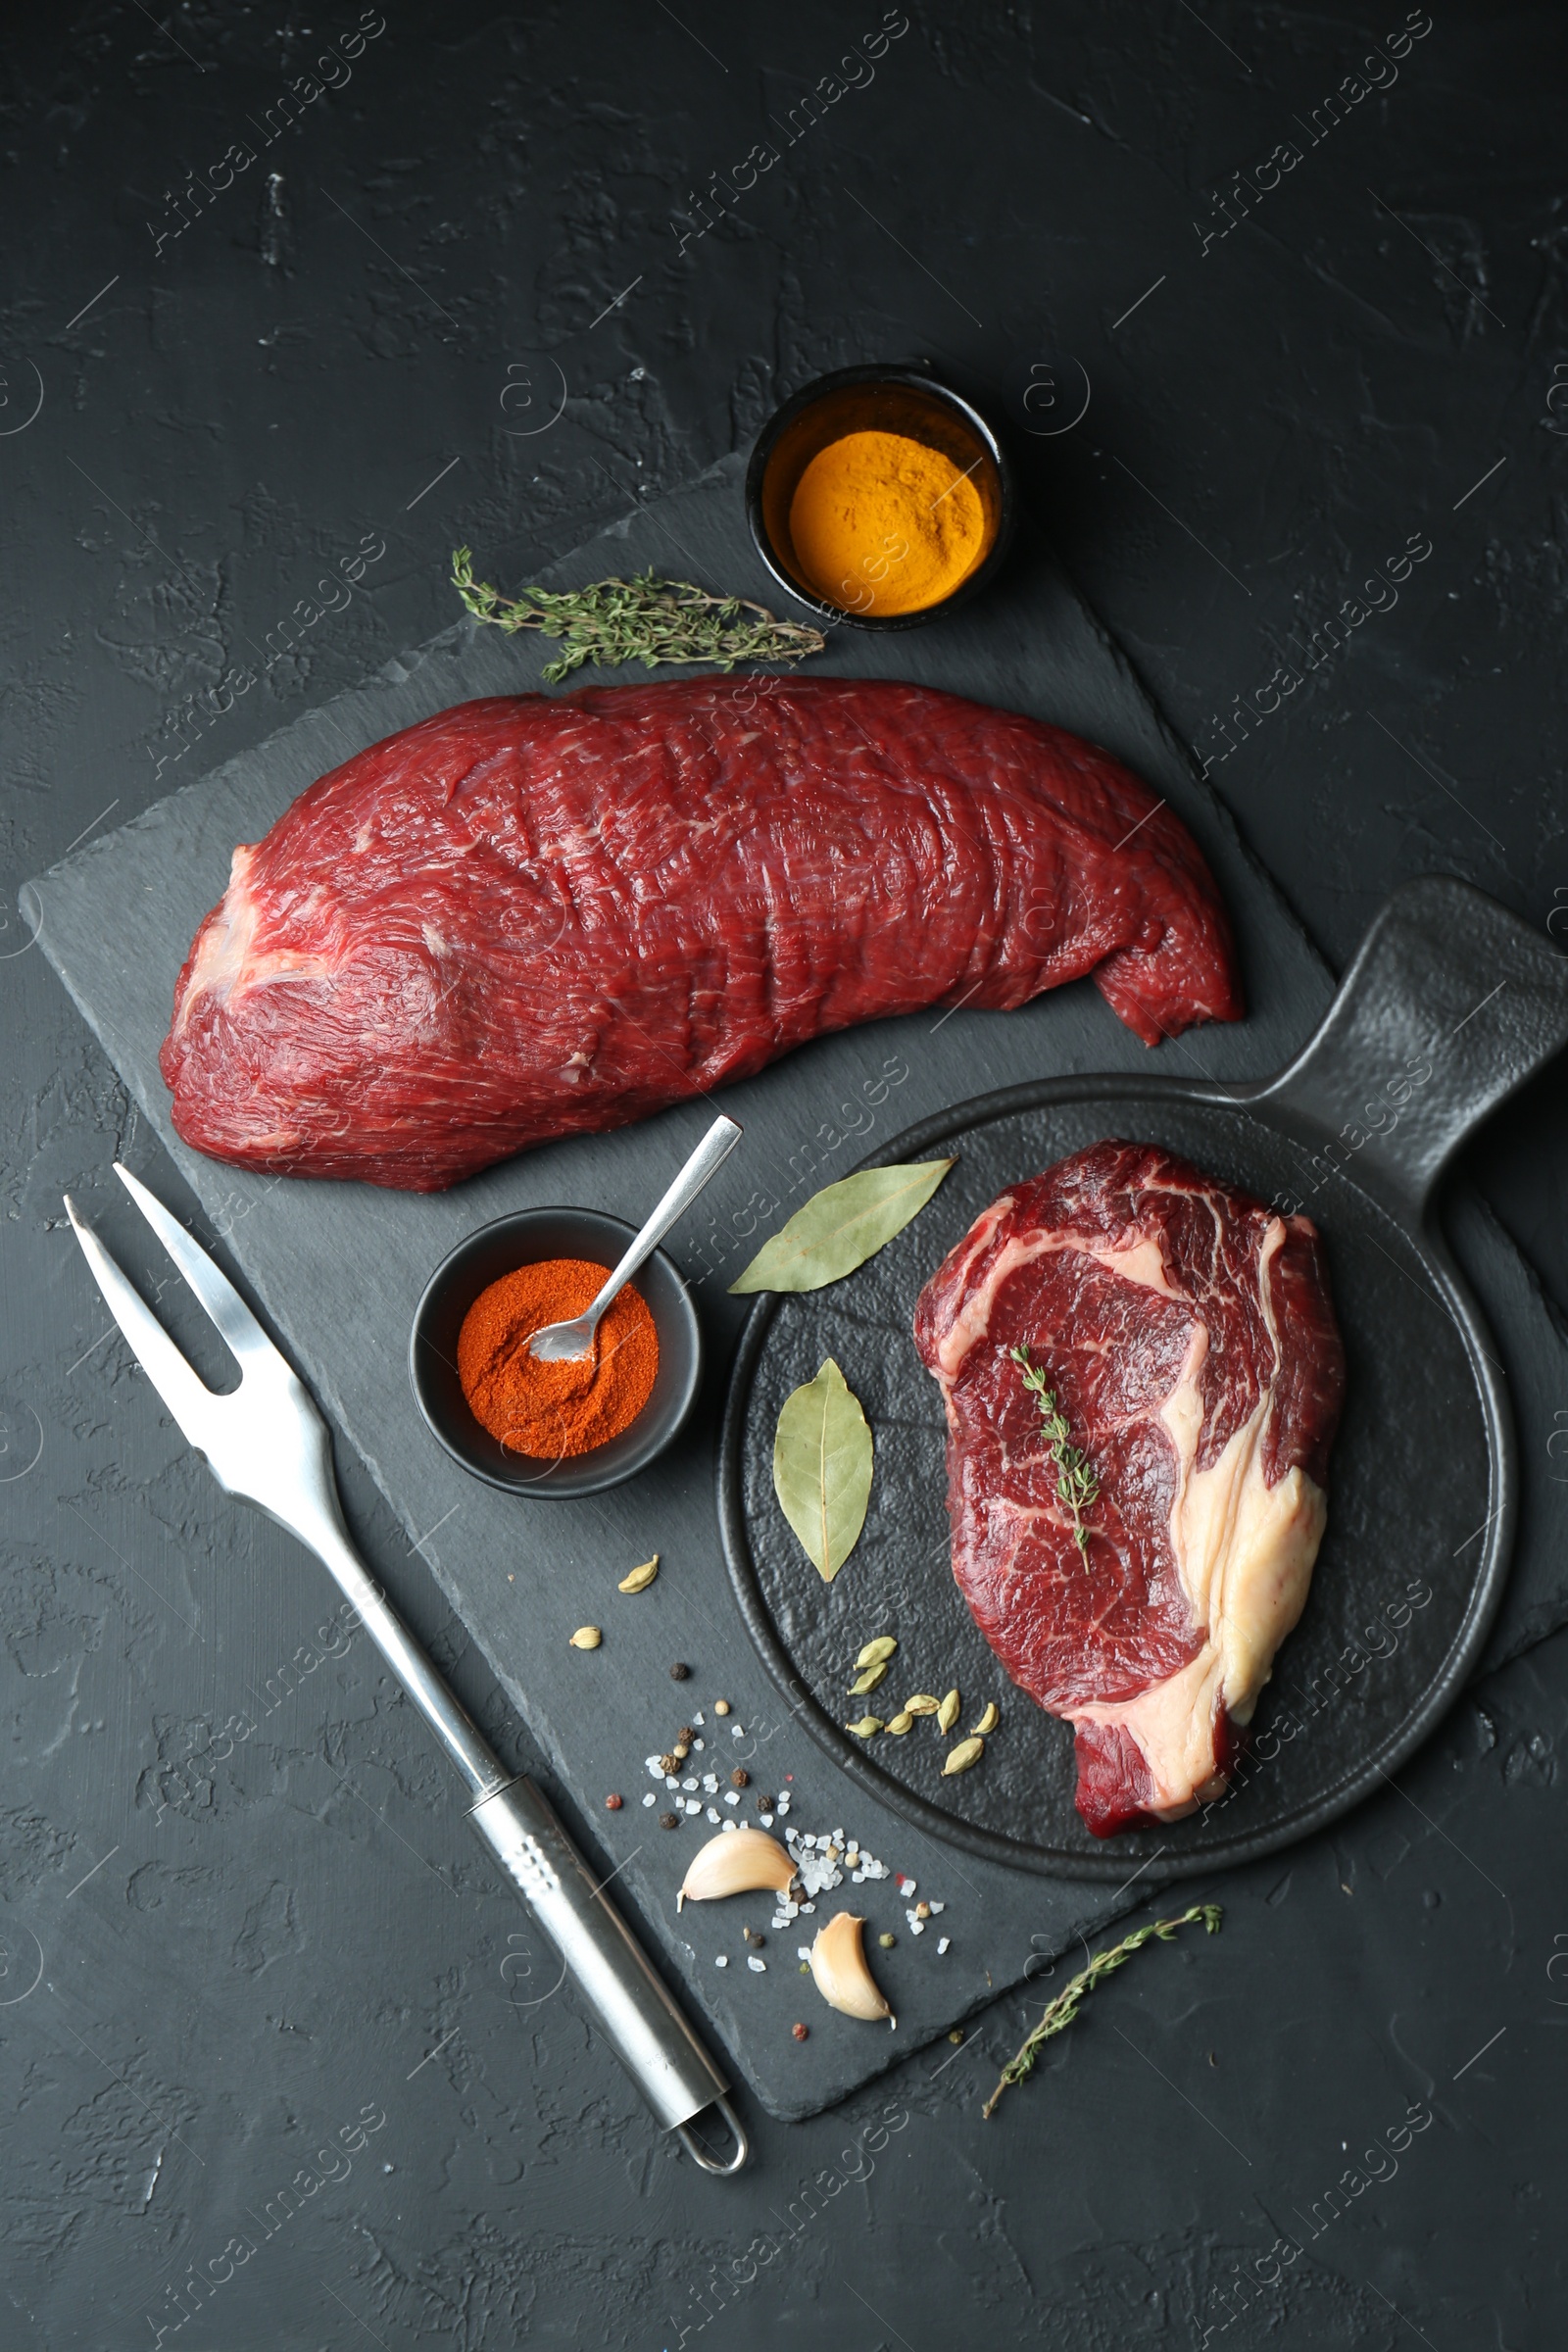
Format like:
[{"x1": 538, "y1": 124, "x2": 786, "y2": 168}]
[
  {"x1": 409, "y1": 1208, "x2": 703, "y2": 1496},
  {"x1": 746, "y1": 364, "x2": 1015, "y2": 627}
]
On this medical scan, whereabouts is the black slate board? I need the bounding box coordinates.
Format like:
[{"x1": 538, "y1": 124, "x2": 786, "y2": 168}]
[{"x1": 23, "y1": 454, "x2": 1568, "y2": 2123}]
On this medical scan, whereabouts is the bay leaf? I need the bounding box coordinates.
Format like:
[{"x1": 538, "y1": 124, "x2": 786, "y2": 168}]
[
  {"x1": 772, "y1": 1357, "x2": 874, "y2": 1583},
  {"x1": 729, "y1": 1160, "x2": 956, "y2": 1294}
]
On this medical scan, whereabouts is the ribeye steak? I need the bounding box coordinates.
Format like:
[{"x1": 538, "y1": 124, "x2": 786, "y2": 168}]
[
  {"x1": 161, "y1": 679, "x2": 1240, "y2": 1191},
  {"x1": 913, "y1": 1143, "x2": 1345, "y2": 1836}
]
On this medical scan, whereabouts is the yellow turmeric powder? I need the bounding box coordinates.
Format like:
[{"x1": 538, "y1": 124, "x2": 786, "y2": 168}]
[{"x1": 787, "y1": 428, "x2": 989, "y2": 616}]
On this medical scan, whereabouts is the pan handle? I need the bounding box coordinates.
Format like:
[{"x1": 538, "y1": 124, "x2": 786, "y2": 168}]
[{"x1": 1250, "y1": 877, "x2": 1568, "y2": 1222}]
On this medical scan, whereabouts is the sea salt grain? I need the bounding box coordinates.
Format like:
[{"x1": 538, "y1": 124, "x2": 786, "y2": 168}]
[
  {"x1": 760, "y1": 1813, "x2": 774, "y2": 1827},
  {"x1": 692, "y1": 1712, "x2": 706, "y2": 1727},
  {"x1": 681, "y1": 1778, "x2": 698, "y2": 1791},
  {"x1": 937, "y1": 1936, "x2": 951, "y2": 1955},
  {"x1": 714, "y1": 1954, "x2": 728, "y2": 1968},
  {"x1": 723, "y1": 1790, "x2": 740, "y2": 1807},
  {"x1": 707, "y1": 1807, "x2": 720, "y2": 1824},
  {"x1": 748, "y1": 1956, "x2": 766, "y2": 1974},
  {"x1": 730, "y1": 1723, "x2": 746, "y2": 1739},
  {"x1": 692, "y1": 1738, "x2": 706, "y2": 1751},
  {"x1": 702, "y1": 1774, "x2": 718, "y2": 1793},
  {"x1": 642, "y1": 1792, "x2": 657, "y2": 1807},
  {"x1": 684, "y1": 1799, "x2": 701, "y2": 1814}
]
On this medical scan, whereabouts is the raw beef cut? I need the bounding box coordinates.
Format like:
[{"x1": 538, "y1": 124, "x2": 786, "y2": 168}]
[
  {"x1": 161, "y1": 678, "x2": 1240, "y2": 1193},
  {"x1": 913, "y1": 1142, "x2": 1345, "y2": 1836}
]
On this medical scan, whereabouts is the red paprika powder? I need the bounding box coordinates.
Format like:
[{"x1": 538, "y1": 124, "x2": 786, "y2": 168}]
[{"x1": 457, "y1": 1257, "x2": 659, "y2": 1458}]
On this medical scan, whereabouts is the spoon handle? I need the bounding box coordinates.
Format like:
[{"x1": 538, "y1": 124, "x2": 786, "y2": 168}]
[{"x1": 586, "y1": 1113, "x2": 743, "y2": 1323}]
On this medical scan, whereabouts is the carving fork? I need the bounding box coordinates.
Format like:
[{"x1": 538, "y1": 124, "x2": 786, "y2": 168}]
[{"x1": 64, "y1": 1163, "x2": 748, "y2": 2175}]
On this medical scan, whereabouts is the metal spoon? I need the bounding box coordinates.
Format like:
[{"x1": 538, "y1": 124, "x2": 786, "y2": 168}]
[{"x1": 528, "y1": 1113, "x2": 743, "y2": 1362}]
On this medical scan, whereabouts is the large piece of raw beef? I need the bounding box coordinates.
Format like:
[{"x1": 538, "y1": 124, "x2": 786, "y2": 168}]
[
  {"x1": 913, "y1": 1143, "x2": 1345, "y2": 1836},
  {"x1": 161, "y1": 679, "x2": 1240, "y2": 1192}
]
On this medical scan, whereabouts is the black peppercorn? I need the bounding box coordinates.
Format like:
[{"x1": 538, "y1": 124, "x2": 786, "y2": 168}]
[
  {"x1": 669, "y1": 1662, "x2": 690, "y2": 1681},
  {"x1": 731, "y1": 1767, "x2": 750, "y2": 1788},
  {"x1": 659, "y1": 1811, "x2": 679, "y2": 1830}
]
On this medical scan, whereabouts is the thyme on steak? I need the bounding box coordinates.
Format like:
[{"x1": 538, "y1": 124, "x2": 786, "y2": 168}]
[
  {"x1": 452, "y1": 549, "x2": 826, "y2": 685},
  {"x1": 982, "y1": 1903, "x2": 1224, "y2": 2120},
  {"x1": 1010, "y1": 1342, "x2": 1101, "y2": 1560}
]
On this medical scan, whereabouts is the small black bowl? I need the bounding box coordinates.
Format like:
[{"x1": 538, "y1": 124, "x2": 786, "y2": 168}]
[
  {"x1": 409, "y1": 1207, "x2": 702, "y2": 1499},
  {"x1": 745, "y1": 363, "x2": 1016, "y2": 630}
]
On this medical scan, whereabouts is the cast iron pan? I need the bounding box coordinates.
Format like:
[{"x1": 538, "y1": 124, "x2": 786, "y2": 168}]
[{"x1": 718, "y1": 879, "x2": 1568, "y2": 1880}]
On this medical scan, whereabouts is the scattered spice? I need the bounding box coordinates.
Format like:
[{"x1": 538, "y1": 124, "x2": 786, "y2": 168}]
[
  {"x1": 568, "y1": 1626, "x2": 603, "y2": 1651},
  {"x1": 878, "y1": 1932, "x2": 896, "y2": 1949},
  {"x1": 787, "y1": 430, "x2": 989, "y2": 616},
  {"x1": 792, "y1": 2022, "x2": 809, "y2": 2041},
  {"x1": 713, "y1": 1699, "x2": 731, "y2": 1716},
  {"x1": 670, "y1": 1662, "x2": 691, "y2": 1681},
  {"x1": 983, "y1": 1904, "x2": 1224, "y2": 2120},
  {"x1": 660, "y1": 1812, "x2": 679, "y2": 1830},
  {"x1": 457, "y1": 1259, "x2": 658, "y2": 1457},
  {"x1": 937, "y1": 1689, "x2": 960, "y2": 1734},
  {"x1": 942, "y1": 1736, "x2": 984, "y2": 1776},
  {"x1": 755, "y1": 1793, "x2": 775, "y2": 1814},
  {"x1": 731, "y1": 1768, "x2": 750, "y2": 1788},
  {"x1": 605, "y1": 1793, "x2": 623, "y2": 1810},
  {"x1": 618, "y1": 1554, "x2": 660, "y2": 1593},
  {"x1": 1011, "y1": 1343, "x2": 1100, "y2": 1558}
]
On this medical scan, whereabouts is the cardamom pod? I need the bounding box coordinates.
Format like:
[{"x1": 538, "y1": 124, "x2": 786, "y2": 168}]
[
  {"x1": 942, "y1": 1736, "x2": 984, "y2": 1776},
  {"x1": 885, "y1": 1711, "x2": 914, "y2": 1736},
  {"x1": 568, "y1": 1626, "x2": 603, "y2": 1649},
  {"x1": 618, "y1": 1555, "x2": 660, "y2": 1593},
  {"x1": 846, "y1": 1716, "x2": 884, "y2": 1738},
  {"x1": 937, "y1": 1688, "x2": 960, "y2": 1733},
  {"x1": 849, "y1": 1660, "x2": 889, "y2": 1695},
  {"x1": 902, "y1": 1694, "x2": 940, "y2": 1716},
  {"x1": 968, "y1": 1701, "x2": 1000, "y2": 1735},
  {"x1": 855, "y1": 1635, "x2": 899, "y2": 1670}
]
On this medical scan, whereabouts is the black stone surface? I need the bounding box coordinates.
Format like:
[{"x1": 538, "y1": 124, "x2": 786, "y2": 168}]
[{"x1": 1, "y1": 5, "x2": 1564, "y2": 2344}]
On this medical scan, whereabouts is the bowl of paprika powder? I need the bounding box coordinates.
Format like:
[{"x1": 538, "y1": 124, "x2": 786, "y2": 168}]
[{"x1": 409, "y1": 1208, "x2": 702, "y2": 1496}]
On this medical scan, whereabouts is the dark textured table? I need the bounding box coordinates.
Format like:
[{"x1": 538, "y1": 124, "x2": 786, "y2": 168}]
[{"x1": 2, "y1": 6, "x2": 1564, "y2": 2345}]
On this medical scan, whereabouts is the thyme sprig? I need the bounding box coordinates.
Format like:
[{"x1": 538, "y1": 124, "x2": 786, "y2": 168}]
[
  {"x1": 452, "y1": 549, "x2": 826, "y2": 685},
  {"x1": 982, "y1": 1903, "x2": 1224, "y2": 2120},
  {"x1": 1010, "y1": 1342, "x2": 1101, "y2": 1559}
]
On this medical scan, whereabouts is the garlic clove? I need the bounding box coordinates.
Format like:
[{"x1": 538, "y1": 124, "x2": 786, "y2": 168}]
[
  {"x1": 676, "y1": 1826, "x2": 796, "y2": 1912},
  {"x1": 808, "y1": 1910, "x2": 896, "y2": 2028}
]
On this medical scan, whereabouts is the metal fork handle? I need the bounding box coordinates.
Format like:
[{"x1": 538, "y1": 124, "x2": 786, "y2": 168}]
[
  {"x1": 582, "y1": 1113, "x2": 743, "y2": 1329},
  {"x1": 469, "y1": 1776, "x2": 743, "y2": 2159},
  {"x1": 270, "y1": 1481, "x2": 742, "y2": 2154}
]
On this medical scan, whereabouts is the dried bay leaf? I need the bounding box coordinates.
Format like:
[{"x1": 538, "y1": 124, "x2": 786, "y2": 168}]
[
  {"x1": 772, "y1": 1357, "x2": 874, "y2": 1583},
  {"x1": 729, "y1": 1160, "x2": 956, "y2": 1294}
]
